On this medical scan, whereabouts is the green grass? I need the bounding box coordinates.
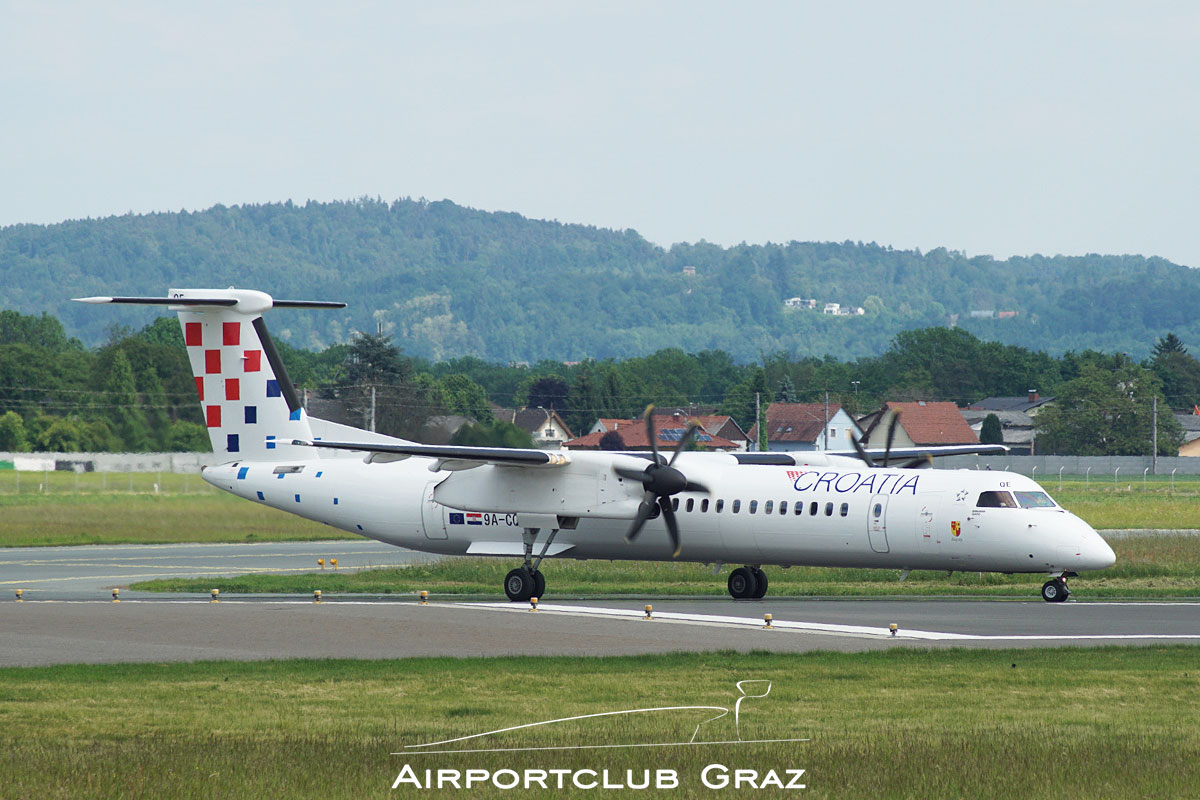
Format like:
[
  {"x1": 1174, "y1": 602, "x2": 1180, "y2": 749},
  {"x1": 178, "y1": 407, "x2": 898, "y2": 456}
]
[
  {"x1": 1, "y1": 648, "x2": 1197, "y2": 798},
  {"x1": 0, "y1": 492, "x2": 355, "y2": 547},
  {"x1": 133, "y1": 534, "x2": 1200, "y2": 599}
]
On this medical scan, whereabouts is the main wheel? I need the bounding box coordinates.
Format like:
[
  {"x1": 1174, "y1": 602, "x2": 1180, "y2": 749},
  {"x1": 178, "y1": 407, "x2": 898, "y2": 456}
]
[
  {"x1": 532, "y1": 569, "x2": 546, "y2": 599},
  {"x1": 750, "y1": 568, "x2": 769, "y2": 599},
  {"x1": 504, "y1": 567, "x2": 536, "y2": 602},
  {"x1": 728, "y1": 566, "x2": 759, "y2": 600},
  {"x1": 1041, "y1": 577, "x2": 1069, "y2": 603}
]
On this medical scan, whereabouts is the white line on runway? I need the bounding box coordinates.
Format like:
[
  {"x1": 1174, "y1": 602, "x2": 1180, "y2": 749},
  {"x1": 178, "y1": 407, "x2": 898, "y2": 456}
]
[{"x1": 459, "y1": 601, "x2": 1200, "y2": 641}]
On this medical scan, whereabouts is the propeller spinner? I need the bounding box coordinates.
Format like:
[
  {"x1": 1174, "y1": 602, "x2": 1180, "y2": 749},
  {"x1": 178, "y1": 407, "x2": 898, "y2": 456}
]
[{"x1": 613, "y1": 407, "x2": 709, "y2": 558}]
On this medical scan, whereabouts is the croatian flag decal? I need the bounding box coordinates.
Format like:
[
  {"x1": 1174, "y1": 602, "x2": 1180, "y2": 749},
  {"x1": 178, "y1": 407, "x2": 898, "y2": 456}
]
[
  {"x1": 466, "y1": 513, "x2": 483, "y2": 525},
  {"x1": 448, "y1": 513, "x2": 465, "y2": 525}
]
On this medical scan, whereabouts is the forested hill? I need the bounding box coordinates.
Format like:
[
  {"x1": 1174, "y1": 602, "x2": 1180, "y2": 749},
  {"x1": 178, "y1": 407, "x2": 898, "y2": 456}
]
[{"x1": 2, "y1": 197, "x2": 1197, "y2": 362}]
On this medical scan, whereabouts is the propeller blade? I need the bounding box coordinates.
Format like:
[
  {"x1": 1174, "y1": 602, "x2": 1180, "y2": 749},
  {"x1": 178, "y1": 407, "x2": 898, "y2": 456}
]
[
  {"x1": 683, "y1": 480, "x2": 710, "y2": 494},
  {"x1": 668, "y1": 423, "x2": 701, "y2": 466},
  {"x1": 614, "y1": 466, "x2": 652, "y2": 484},
  {"x1": 658, "y1": 495, "x2": 681, "y2": 558},
  {"x1": 899, "y1": 453, "x2": 935, "y2": 469},
  {"x1": 883, "y1": 411, "x2": 901, "y2": 467},
  {"x1": 643, "y1": 405, "x2": 664, "y2": 465},
  {"x1": 850, "y1": 432, "x2": 877, "y2": 468},
  {"x1": 624, "y1": 499, "x2": 656, "y2": 543}
]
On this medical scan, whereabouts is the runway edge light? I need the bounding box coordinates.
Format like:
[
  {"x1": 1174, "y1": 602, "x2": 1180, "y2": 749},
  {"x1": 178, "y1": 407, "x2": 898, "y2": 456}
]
[
  {"x1": 419, "y1": 590, "x2": 429, "y2": 605},
  {"x1": 210, "y1": 589, "x2": 220, "y2": 603},
  {"x1": 889, "y1": 623, "x2": 899, "y2": 637},
  {"x1": 314, "y1": 589, "x2": 322, "y2": 603},
  {"x1": 644, "y1": 604, "x2": 653, "y2": 620},
  {"x1": 112, "y1": 588, "x2": 120, "y2": 603},
  {"x1": 15, "y1": 589, "x2": 23, "y2": 602},
  {"x1": 763, "y1": 613, "x2": 774, "y2": 630}
]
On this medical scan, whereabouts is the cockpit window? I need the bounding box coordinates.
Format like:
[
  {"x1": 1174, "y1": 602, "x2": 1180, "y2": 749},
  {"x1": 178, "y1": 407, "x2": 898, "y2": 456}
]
[
  {"x1": 977, "y1": 490, "x2": 1018, "y2": 508},
  {"x1": 1014, "y1": 491, "x2": 1057, "y2": 508}
]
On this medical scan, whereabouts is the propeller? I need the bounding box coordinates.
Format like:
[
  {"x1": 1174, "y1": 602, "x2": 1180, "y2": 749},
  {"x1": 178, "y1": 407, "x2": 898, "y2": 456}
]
[
  {"x1": 851, "y1": 410, "x2": 902, "y2": 469},
  {"x1": 614, "y1": 406, "x2": 710, "y2": 558}
]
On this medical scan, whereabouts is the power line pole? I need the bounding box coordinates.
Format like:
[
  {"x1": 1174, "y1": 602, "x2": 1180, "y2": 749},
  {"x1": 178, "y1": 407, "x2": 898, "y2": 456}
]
[
  {"x1": 755, "y1": 391, "x2": 761, "y2": 452},
  {"x1": 823, "y1": 390, "x2": 830, "y2": 451},
  {"x1": 370, "y1": 385, "x2": 377, "y2": 433}
]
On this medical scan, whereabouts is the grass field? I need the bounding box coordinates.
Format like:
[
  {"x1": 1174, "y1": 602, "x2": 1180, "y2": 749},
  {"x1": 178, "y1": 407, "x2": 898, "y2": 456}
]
[
  {"x1": 1, "y1": 648, "x2": 1196, "y2": 798},
  {"x1": 132, "y1": 534, "x2": 1200, "y2": 599},
  {"x1": 1, "y1": 471, "x2": 1197, "y2": 549}
]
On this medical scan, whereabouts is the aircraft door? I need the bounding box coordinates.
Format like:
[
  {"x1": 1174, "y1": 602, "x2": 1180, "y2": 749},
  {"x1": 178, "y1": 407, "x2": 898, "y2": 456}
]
[
  {"x1": 868, "y1": 495, "x2": 890, "y2": 553},
  {"x1": 421, "y1": 483, "x2": 448, "y2": 540}
]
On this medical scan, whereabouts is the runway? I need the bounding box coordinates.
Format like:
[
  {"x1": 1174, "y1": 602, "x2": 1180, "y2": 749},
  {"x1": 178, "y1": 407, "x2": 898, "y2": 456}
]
[
  {"x1": 3, "y1": 543, "x2": 1199, "y2": 666},
  {"x1": 0, "y1": 540, "x2": 437, "y2": 600}
]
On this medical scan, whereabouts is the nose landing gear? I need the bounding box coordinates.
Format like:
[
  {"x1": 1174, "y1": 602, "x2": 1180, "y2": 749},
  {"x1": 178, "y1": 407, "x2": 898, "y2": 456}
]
[{"x1": 1041, "y1": 576, "x2": 1070, "y2": 603}]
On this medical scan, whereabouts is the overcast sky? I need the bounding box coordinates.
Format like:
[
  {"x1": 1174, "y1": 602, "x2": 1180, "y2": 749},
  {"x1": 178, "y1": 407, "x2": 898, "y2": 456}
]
[{"x1": 2, "y1": 1, "x2": 1197, "y2": 265}]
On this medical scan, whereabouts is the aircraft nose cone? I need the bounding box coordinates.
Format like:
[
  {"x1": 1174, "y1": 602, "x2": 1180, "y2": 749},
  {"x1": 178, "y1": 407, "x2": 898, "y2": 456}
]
[{"x1": 1077, "y1": 534, "x2": 1116, "y2": 571}]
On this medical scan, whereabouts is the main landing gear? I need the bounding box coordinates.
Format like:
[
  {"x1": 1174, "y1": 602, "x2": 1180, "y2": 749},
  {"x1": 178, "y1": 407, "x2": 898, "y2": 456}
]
[
  {"x1": 1041, "y1": 575, "x2": 1071, "y2": 603},
  {"x1": 728, "y1": 566, "x2": 769, "y2": 600},
  {"x1": 504, "y1": 527, "x2": 558, "y2": 602}
]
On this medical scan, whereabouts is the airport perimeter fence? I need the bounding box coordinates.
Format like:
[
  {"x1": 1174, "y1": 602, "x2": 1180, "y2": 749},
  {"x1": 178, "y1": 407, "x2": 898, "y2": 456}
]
[
  {"x1": 0, "y1": 452, "x2": 218, "y2": 496},
  {"x1": 939, "y1": 454, "x2": 1200, "y2": 491}
]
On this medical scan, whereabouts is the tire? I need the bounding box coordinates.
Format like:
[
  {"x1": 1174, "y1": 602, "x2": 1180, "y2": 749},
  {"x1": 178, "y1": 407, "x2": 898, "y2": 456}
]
[
  {"x1": 504, "y1": 567, "x2": 535, "y2": 602},
  {"x1": 532, "y1": 569, "x2": 546, "y2": 600},
  {"x1": 728, "y1": 566, "x2": 759, "y2": 600},
  {"x1": 750, "y1": 568, "x2": 769, "y2": 599},
  {"x1": 1041, "y1": 578, "x2": 1067, "y2": 603}
]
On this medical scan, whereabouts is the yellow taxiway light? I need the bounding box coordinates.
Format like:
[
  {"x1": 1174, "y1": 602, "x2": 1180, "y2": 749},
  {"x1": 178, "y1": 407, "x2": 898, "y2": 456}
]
[{"x1": 762, "y1": 613, "x2": 774, "y2": 630}]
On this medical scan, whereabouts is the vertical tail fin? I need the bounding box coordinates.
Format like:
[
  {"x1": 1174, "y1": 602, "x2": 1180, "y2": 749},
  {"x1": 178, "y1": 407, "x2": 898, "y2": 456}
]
[{"x1": 75, "y1": 288, "x2": 345, "y2": 462}]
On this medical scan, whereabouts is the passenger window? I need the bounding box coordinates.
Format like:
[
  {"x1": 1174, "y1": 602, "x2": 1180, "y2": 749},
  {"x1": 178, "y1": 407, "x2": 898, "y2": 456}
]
[
  {"x1": 686, "y1": 498, "x2": 694, "y2": 512},
  {"x1": 873, "y1": 502, "x2": 883, "y2": 518},
  {"x1": 779, "y1": 501, "x2": 788, "y2": 515},
  {"x1": 749, "y1": 500, "x2": 759, "y2": 514},
  {"x1": 672, "y1": 498, "x2": 680, "y2": 512},
  {"x1": 716, "y1": 499, "x2": 725, "y2": 513},
  {"x1": 732, "y1": 499, "x2": 740, "y2": 514},
  {"x1": 701, "y1": 498, "x2": 709, "y2": 512},
  {"x1": 977, "y1": 491, "x2": 1018, "y2": 508},
  {"x1": 840, "y1": 503, "x2": 849, "y2": 517},
  {"x1": 810, "y1": 502, "x2": 818, "y2": 516},
  {"x1": 794, "y1": 501, "x2": 803, "y2": 515},
  {"x1": 824, "y1": 502, "x2": 834, "y2": 516},
  {"x1": 764, "y1": 500, "x2": 773, "y2": 514}
]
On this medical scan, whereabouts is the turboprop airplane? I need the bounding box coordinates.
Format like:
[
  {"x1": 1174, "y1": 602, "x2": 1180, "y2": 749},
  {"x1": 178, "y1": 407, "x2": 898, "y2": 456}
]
[{"x1": 76, "y1": 288, "x2": 1116, "y2": 603}]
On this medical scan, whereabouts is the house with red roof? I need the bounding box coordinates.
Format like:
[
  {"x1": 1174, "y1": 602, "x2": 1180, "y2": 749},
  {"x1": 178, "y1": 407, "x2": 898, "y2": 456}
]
[
  {"x1": 748, "y1": 402, "x2": 863, "y2": 451},
  {"x1": 859, "y1": 401, "x2": 980, "y2": 448},
  {"x1": 568, "y1": 412, "x2": 741, "y2": 452}
]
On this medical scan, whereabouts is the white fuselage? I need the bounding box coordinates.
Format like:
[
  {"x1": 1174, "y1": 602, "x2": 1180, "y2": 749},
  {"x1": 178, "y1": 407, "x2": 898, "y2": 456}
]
[{"x1": 202, "y1": 451, "x2": 1115, "y2": 576}]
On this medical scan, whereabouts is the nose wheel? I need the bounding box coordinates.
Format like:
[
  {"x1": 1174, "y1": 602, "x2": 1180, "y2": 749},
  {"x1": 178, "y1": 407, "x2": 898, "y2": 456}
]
[{"x1": 1041, "y1": 577, "x2": 1070, "y2": 603}]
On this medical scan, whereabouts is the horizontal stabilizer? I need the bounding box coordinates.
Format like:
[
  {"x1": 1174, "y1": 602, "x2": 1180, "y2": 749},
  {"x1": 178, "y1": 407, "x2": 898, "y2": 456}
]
[{"x1": 73, "y1": 295, "x2": 345, "y2": 309}]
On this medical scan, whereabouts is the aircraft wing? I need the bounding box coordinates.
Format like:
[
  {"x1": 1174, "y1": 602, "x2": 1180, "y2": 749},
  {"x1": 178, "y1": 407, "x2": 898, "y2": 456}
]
[
  {"x1": 290, "y1": 439, "x2": 569, "y2": 471},
  {"x1": 829, "y1": 444, "x2": 1010, "y2": 460}
]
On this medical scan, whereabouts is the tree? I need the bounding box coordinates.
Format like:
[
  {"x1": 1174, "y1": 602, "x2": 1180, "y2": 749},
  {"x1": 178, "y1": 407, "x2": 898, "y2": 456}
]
[
  {"x1": 138, "y1": 365, "x2": 171, "y2": 449},
  {"x1": 1152, "y1": 332, "x2": 1187, "y2": 358},
  {"x1": 1035, "y1": 363, "x2": 1183, "y2": 455},
  {"x1": 436, "y1": 374, "x2": 493, "y2": 422},
  {"x1": 344, "y1": 332, "x2": 410, "y2": 387},
  {"x1": 1149, "y1": 350, "x2": 1200, "y2": 412},
  {"x1": 102, "y1": 349, "x2": 148, "y2": 451},
  {"x1": 0, "y1": 411, "x2": 29, "y2": 451},
  {"x1": 526, "y1": 375, "x2": 569, "y2": 410},
  {"x1": 449, "y1": 420, "x2": 534, "y2": 448},
  {"x1": 777, "y1": 375, "x2": 797, "y2": 402},
  {"x1": 598, "y1": 430, "x2": 626, "y2": 450},
  {"x1": 167, "y1": 420, "x2": 211, "y2": 451},
  {"x1": 979, "y1": 413, "x2": 1004, "y2": 445}
]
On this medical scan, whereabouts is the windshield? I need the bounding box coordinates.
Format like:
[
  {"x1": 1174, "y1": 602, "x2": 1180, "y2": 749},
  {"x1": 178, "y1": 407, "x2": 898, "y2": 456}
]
[
  {"x1": 1013, "y1": 490, "x2": 1057, "y2": 509},
  {"x1": 976, "y1": 490, "x2": 1018, "y2": 508}
]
